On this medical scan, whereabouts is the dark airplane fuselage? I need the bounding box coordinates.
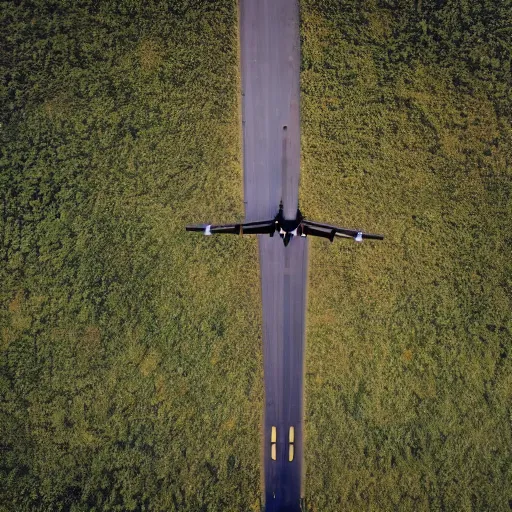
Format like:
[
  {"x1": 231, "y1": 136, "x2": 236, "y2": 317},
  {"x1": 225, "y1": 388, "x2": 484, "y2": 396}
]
[{"x1": 274, "y1": 205, "x2": 304, "y2": 247}]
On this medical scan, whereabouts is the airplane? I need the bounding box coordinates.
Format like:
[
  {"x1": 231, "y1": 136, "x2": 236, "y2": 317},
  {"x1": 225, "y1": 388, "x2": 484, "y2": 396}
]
[{"x1": 186, "y1": 202, "x2": 384, "y2": 247}]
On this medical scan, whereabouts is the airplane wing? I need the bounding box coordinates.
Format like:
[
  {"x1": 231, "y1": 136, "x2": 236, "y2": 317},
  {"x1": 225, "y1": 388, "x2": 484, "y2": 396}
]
[
  {"x1": 301, "y1": 224, "x2": 340, "y2": 242},
  {"x1": 302, "y1": 219, "x2": 384, "y2": 242},
  {"x1": 186, "y1": 219, "x2": 276, "y2": 236}
]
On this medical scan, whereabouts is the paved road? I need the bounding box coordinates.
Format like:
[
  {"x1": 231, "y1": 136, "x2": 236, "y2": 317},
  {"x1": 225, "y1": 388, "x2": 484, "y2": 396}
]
[
  {"x1": 239, "y1": 1, "x2": 307, "y2": 510},
  {"x1": 259, "y1": 236, "x2": 308, "y2": 511},
  {"x1": 240, "y1": 0, "x2": 301, "y2": 222}
]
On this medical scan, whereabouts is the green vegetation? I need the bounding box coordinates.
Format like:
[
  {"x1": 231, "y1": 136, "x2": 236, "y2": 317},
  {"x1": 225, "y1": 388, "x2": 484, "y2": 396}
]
[
  {"x1": 1, "y1": 0, "x2": 511, "y2": 510},
  {"x1": 300, "y1": 1, "x2": 511, "y2": 510},
  {"x1": 1, "y1": 2, "x2": 262, "y2": 510}
]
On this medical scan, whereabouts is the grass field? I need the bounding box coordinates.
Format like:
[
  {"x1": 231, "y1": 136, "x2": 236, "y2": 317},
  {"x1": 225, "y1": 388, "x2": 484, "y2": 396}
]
[
  {"x1": 300, "y1": 1, "x2": 511, "y2": 510},
  {"x1": 1, "y1": 2, "x2": 263, "y2": 511},
  {"x1": 1, "y1": 0, "x2": 511, "y2": 511}
]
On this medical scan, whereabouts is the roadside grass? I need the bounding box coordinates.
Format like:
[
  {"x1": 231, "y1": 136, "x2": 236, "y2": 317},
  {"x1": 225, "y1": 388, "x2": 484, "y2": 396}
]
[
  {"x1": 1, "y1": 2, "x2": 262, "y2": 511},
  {"x1": 300, "y1": 1, "x2": 511, "y2": 510}
]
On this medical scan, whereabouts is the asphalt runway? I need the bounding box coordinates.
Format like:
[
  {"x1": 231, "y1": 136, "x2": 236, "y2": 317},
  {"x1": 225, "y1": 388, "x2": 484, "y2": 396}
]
[
  {"x1": 239, "y1": 1, "x2": 307, "y2": 510},
  {"x1": 259, "y1": 236, "x2": 308, "y2": 511},
  {"x1": 240, "y1": 0, "x2": 301, "y2": 222}
]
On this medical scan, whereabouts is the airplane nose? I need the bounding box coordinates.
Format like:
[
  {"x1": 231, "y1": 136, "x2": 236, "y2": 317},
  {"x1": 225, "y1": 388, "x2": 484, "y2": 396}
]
[{"x1": 284, "y1": 233, "x2": 292, "y2": 247}]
